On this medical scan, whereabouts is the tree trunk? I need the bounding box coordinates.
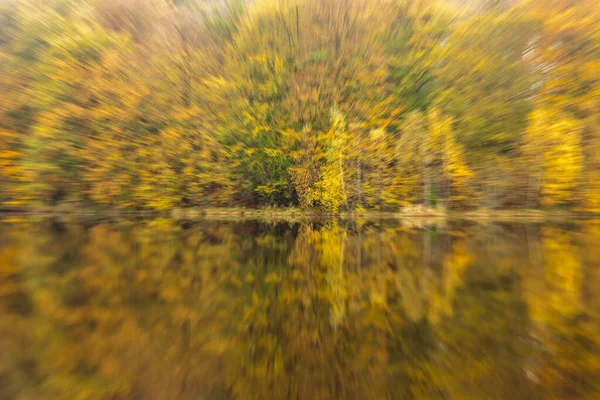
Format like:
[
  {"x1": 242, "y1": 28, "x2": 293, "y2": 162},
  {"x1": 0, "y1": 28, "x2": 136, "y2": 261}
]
[
  {"x1": 377, "y1": 163, "x2": 382, "y2": 210},
  {"x1": 527, "y1": 152, "x2": 542, "y2": 208},
  {"x1": 339, "y1": 157, "x2": 349, "y2": 211},
  {"x1": 422, "y1": 133, "x2": 430, "y2": 207},
  {"x1": 356, "y1": 159, "x2": 362, "y2": 207},
  {"x1": 357, "y1": 225, "x2": 362, "y2": 271}
]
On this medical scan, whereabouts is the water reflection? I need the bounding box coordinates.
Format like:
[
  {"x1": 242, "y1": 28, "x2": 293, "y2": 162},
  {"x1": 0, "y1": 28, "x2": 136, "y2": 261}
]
[{"x1": 0, "y1": 217, "x2": 599, "y2": 399}]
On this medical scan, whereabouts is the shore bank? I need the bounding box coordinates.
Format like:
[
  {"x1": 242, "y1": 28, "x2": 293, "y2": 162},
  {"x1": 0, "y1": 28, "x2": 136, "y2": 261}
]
[{"x1": 2, "y1": 206, "x2": 598, "y2": 223}]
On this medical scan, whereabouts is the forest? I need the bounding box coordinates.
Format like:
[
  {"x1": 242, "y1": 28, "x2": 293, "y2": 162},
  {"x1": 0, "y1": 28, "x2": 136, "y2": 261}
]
[{"x1": 1, "y1": 0, "x2": 599, "y2": 212}]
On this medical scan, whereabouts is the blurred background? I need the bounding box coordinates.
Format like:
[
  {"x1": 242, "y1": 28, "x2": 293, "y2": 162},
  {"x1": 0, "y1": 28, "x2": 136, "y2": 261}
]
[
  {"x1": 2, "y1": 2, "x2": 600, "y2": 399},
  {"x1": 1, "y1": 0, "x2": 599, "y2": 213}
]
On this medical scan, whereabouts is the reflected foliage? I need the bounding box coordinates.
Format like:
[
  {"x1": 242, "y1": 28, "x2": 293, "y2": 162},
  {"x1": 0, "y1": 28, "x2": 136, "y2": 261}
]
[{"x1": 1, "y1": 218, "x2": 600, "y2": 399}]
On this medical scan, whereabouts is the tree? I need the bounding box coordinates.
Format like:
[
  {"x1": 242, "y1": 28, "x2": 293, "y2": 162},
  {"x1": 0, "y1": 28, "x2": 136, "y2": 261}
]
[{"x1": 524, "y1": 108, "x2": 583, "y2": 208}]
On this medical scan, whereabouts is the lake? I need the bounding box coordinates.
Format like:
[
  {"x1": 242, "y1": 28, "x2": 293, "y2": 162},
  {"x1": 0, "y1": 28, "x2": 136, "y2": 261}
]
[{"x1": 1, "y1": 216, "x2": 599, "y2": 399}]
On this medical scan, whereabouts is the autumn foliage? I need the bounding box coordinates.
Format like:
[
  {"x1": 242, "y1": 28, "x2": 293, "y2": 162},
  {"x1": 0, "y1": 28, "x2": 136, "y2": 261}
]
[{"x1": 1, "y1": 0, "x2": 599, "y2": 211}]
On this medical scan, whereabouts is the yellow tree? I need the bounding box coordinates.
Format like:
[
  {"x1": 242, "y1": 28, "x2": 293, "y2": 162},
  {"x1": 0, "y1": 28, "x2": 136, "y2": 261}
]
[
  {"x1": 525, "y1": 0, "x2": 600, "y2": 211},
  {"x1": 427, "y1": 108, "x2": 474, "y2": 209},
  {"x1": 315, "y1": 108, "x2": 349, "y2": 211},
  {"x1": 287, "y1": 126, "x2": 321, "y2": 208},
  {"x1": 434, "y1": 5, "x2": 538, "y2": 208},
  {"x1": 366, "y1": 128, "x2": 396, "y2": 209},
  {"x1": 524, "y1": 108, "x2": 583, "y2": 208},
  {"x1": 396, "y1": 111, "x2": 428, "y2": 206}
]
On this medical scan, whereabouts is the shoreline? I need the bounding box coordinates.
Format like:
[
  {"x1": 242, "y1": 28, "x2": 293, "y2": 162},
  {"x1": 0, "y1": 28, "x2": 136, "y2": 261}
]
[{"x1": 1, "y1": 206, "x2": 599, "y2": 222}]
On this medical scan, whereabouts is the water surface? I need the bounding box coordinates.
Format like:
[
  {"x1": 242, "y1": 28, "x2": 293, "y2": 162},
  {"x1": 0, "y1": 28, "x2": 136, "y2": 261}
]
[{"x1": 1, "y1": 217, "x2": 599, "y2": 399}]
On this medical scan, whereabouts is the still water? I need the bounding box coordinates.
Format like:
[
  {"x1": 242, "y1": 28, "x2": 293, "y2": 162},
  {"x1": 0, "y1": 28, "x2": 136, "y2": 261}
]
[{"x1": 1, "y1": 217, "x2": 599, "y2": 399}]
